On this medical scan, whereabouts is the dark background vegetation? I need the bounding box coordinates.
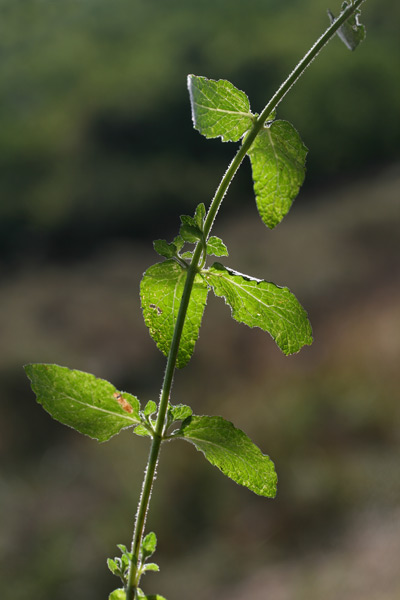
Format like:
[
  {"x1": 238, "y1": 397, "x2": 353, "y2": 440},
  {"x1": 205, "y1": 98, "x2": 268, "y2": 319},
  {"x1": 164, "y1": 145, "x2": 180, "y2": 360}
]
[{"x1": 0, "y1": 0, "x2": 399, "y2": 598}]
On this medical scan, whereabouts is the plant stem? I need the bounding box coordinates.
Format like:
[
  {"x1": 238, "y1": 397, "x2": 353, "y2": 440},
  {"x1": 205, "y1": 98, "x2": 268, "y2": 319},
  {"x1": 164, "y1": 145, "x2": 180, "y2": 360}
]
[
  {"x1": 203, "y1": 0, "x2": 367, "y2": 238},
  {"x1": 125, "y1": 264, "x2": 198, "y2": 599},
  {"x1": 125, "y1": 2, "x2": 367, "y2": 597}
]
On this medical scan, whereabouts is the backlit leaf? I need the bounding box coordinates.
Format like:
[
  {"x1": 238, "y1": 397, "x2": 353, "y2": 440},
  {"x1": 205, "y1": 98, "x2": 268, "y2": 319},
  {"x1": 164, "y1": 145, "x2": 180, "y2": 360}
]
[
  {"x1": 168, "y1": 403, "x2": 193, "y2": 423},
  {"x1": 177, "y1": 415, "x2": 277, "y2": 497},
  {"x1": 143, "y1": 563, "x2": 160, "y2": 573},
  {"x1": 194, "y1": 203, "x2": 206, "y2": 229},
  {"x1": 153, "y1": 239, "x2": 176, "y2": 259},
  {"x1": 206, "y1": 236, "x2": 229, "y2": 257},
  {"x1": 138, "y1": 592, "x2": 167, "y2": 600},
  {"x1": 204, "y1": 263, "x2": 312, "y2": 355},
  {"x1": 328, "y1": 2, "x2": 366, "y2": 51},
  {"x1": 141, "y1": 532, "x2": 157, "y2": 559},
  {"x1": 179, "y1": 223, "x2": 202, "y2": 244},
  {"x1": 188, "y1": 75, "x2": 253, "y2": 142},
  {"x1": 248, "y1": 120, "x2": 307, "y2": 228},
  {"x1": 134, "y1": 424, "x2": 152, "y2": 437},
  {"x1": 143, "y1": 400, "x2": 157, "y2": 417},
  {"x1": 24, "y1": 364, "x2": 140, "y2": 442},
  {"x1": 109, "y1": 589, "x2": 126, "y2": 600},
  {"x1": 107, "y1": 559, "x2": 120, "y2": 576},
  {"x1": 140, "y1": 260, "x2": 209, "y2": 368}
]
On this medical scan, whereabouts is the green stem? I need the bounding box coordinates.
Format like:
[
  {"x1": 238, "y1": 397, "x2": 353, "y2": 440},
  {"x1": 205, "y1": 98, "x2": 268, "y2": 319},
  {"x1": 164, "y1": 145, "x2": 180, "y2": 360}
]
[
  {"x1": 125, "y1": 264, "x2": 198, "y2": 599},
  {"x1": 125, "y1": 2, "x2": 366, "y2": 597},
  {"x1": 203, "y1": 0, "x2": 366, "y2": 238}
]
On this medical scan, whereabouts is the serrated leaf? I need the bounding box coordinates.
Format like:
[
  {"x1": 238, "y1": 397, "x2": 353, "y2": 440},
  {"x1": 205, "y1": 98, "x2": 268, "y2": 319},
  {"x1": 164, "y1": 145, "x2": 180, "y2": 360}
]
[
  {"x1": 141, "y1": 532, "x2": 157, "y2": 559},
  {"x1": 188, "y1": 75, "x2": 253, "y2": 142},
  {"x1": 328, "y1": 2, "x2": 366, "y2": 51},
  {"x1": 153, "y1": 239, "x2": 176, "y2": 259},
  {"x1": 179, "y1": 223, "x2": 203, "y2": 244},
  {"x1": 206, "y1": 236, "x2": 229, "y2": 257},
  {"x1": 177, "y1": 415, "x2": 277, "y2": 497},
  {"x1": 143, "y1": 400, "x2": 157, "y2": 417},
  {"x1": 204, "y1": 263, "x2": 312, "y2": 355},
  {"x1": 24, "y1": 364, "x2": 141, "y2": 442},
  {"x1": 248, "y1": 120, "x2": 307, "y2": 229},
  {"x1": 109, "y1": 589, "x2": 126, "y2": 600},
  {"x1": 169, "y1": 403, "x2": 193, "y2": 422},
  {"x1": 180, "y1": 214, "x2": 197, "y2": 227},
  {"x1": 172, "y1": 234, "x2": 185, "y2": 251},
  {"x1": 134, "y1": 424, "x2": 152, "y2": 437},
  {"x1": 140, "y1": 260, "x2": 209, "y2": 368}
]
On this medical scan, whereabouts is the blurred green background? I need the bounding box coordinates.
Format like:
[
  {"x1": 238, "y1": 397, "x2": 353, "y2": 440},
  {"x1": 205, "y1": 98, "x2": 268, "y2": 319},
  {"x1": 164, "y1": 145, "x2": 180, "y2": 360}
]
[{"x1": 1, "y1": 0, "x2": 399, "y2": 598}]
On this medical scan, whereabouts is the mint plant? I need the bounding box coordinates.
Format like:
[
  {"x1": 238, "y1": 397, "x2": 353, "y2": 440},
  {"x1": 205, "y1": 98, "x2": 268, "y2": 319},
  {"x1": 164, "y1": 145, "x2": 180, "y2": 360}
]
[{"x1": 24, "y1": 2, "x2": 368, "y2": 599}]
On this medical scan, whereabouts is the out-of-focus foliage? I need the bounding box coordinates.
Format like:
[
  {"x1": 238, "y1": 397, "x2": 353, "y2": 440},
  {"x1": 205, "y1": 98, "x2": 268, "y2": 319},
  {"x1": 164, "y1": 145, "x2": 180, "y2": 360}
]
[{"x1": 0, "y1": 0, "x2": 399, "y2": 258}]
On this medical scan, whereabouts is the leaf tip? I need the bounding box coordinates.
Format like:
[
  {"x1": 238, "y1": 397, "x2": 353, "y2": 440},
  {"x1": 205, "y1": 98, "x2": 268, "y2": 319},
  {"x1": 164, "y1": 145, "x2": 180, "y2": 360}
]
[{"x1": 23, "y1": 362, "x2": 32, "y2": 376}]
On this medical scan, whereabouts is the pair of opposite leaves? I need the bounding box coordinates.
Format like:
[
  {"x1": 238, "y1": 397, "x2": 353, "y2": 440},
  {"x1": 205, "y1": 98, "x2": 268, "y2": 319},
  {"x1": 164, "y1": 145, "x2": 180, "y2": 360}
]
[{"x1": 140, "y1": 74, "x2": 313, "y2": 371}]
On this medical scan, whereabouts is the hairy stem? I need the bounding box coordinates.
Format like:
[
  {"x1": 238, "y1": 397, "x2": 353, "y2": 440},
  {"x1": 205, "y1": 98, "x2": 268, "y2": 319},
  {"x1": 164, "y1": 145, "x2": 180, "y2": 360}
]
[
  {"x1": 125, "y1": 265, "x2": 198, "y2": 598},
  {"x1": 125, "y1": 1, "x2": 367, "y2": 597}
]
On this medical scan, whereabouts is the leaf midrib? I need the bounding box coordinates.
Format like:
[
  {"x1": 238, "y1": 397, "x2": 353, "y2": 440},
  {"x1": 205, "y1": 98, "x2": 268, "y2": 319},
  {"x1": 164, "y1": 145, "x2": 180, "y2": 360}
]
[
  {"x1": 38, "y1": 384, "x2": 138, "y2": 423},
  {"x1": 212, "y1": 270, "x2": 299, "y2": 328},
  {"x1": 193, "y1": 101, "x2": 253, "y2": 119}
]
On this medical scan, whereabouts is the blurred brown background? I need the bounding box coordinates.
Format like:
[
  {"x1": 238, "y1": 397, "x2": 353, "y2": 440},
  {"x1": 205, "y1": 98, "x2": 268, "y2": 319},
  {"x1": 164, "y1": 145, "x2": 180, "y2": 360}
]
[{"x1": 1, "y1": 1, "x2": 399, "y2": 599}]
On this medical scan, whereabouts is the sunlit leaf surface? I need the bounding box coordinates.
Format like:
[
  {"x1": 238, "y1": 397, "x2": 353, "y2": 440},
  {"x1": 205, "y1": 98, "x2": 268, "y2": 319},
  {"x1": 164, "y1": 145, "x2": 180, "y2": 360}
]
[
  {"x1": 140, "y1": 260, "x2": 208, "y2": 368},
  {"x1": 177, "y1": 415, "x2": 277, "y2": 497},
  {"x1": 248, "y1": 120, "x2": 307, "y2": 228},
  {"x1": 188, "y1": 75, "x2": 253, "y2": 142},
  {"x1": 24, "y1": 364, "x2": 140, "y2": 442},
  {"x1": 205, "y1": 263, "x2": 312, "y2": 355}
]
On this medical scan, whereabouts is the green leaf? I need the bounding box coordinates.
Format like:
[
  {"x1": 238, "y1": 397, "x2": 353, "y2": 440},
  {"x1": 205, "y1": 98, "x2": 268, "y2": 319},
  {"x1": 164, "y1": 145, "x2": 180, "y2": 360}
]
[
  {"x1": 24, "y1": 364, "x2": 141, "y2": 442},
  {"x1": 107, "y1": 559, "x2": 120, "y2": 576},
  {"x1": 248, "y1": 120, "x2": 307, "y2": 229},
  {"x1": 143, "y1": 563, "x2": 160, "y2": 573},
  {"x1": 179, "y1": 223, "x2": 203, "y2": 244},
  {"x1": 109, "y1": 589, "x2": 126, "y2": 600},
  {"x1": 140, "y1": 260, "x2": 209, "y2": 368},
  {"x1": 143, "y1": 400, "x2": 157, "y2": 417},
  {"x1": 204, "y1": 263, "x2": 312, "y2": 355},
  {"x1": 153, "y1": 239, "x2": 176, "y2": 259},
  {"x1": 172, "y1": 234, "x2": 185, "y2": 252},
  {"x1": 169, "y1": 403, "x2": 193, "y2": 422},
  {"x1": 328, "y1": 2, "x2": 366, "y2": 51},
  {"x1": 194, "y1": 203, "x2": 206, "y2": 229},
  {"x1": 134, "y1": 424, "x2": 152, "y2": 438},
  {"x1": 180, "y1": 214, "x2": 197, "y2": 227},
  {"x1": 177, "y1": 415, "x2": 277, "y2": 498},
  {"x1": 138, "y1": 592, "x2": 167, "y2": 600},
  {"x1": 206, "y1": 236, "x2": 229, "y2": 257},
  {"x1": 141, "y1": 532, "x2": 157, "y2": 559},
  {"x1": 121, "y1": 555, "x2": 129, "y2": 570},
  {"x1": 188, "y1": 75, "x2": 253, "y2": 142},
  {"x1": 180, "y1": 204, "x2": 205, "y2": 240}
]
